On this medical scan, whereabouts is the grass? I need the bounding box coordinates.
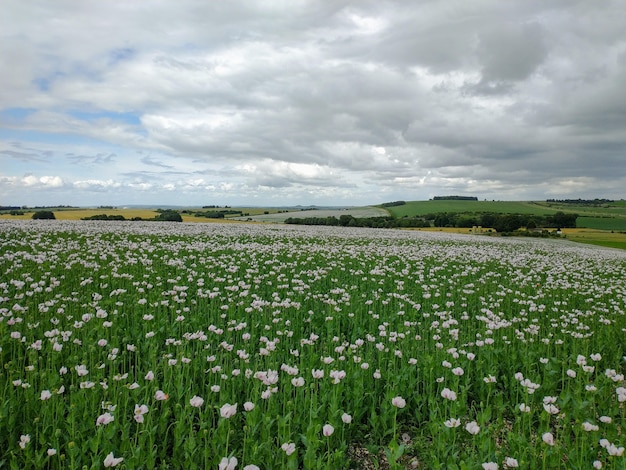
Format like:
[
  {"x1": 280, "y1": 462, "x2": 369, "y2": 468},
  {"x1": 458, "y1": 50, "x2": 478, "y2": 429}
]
[
  {"x1": 383, "y1": 201, "x2": 559, "y2": 217},
  {"x1": 576, "y1": 216, "x2": 626, "y2": 231},
  {"x1": 562, "y1": 228, "x2": 626, "y2": 250}
]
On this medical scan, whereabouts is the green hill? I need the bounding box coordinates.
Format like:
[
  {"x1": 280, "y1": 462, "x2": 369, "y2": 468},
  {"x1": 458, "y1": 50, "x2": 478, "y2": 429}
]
[{"x1": 381, "y1": 200, "x2": 557, "y2": 217}]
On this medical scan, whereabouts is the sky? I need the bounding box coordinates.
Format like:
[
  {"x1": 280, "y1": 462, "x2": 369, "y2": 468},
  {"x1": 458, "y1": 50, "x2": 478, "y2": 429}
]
[{"x1": 1, "y1": 1, "x2": 625, "y2": 207}]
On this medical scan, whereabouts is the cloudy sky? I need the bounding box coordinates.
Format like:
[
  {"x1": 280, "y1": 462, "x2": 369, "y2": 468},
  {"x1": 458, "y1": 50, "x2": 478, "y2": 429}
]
[{"x1": 1, "y1": 1, "x2": 624, "y2": 207}]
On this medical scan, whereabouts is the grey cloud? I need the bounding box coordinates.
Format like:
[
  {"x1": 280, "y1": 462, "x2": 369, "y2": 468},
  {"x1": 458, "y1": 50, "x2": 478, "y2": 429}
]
[
  {"x1": 140, "y1": 156, "x2": 173, "y2": 169},
  {"x1": 0, "y1": 149, "x2": 49, "y2": 162},
  {"x1": 477, "y1": 22, "x2": 548, "y2": 83},
  {"x1": 67, "y1": 153, "x2": 117, "y2": 165},
  {"x1": 1, "y1": 0, "x2": 624, "y2": 205}
]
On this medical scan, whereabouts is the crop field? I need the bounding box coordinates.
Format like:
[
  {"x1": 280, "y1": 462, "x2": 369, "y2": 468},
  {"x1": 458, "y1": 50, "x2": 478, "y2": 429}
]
[
  {"x1": 562, "y1": 229, "x2": 626, "y2": 251},
  {"x1": 576, "y1": 217, "x2": 626, "y2": 232},
  {"x1": 0, "y1": 209, "x2": 161, "y2": 222},
  {"x1": 382, "y1": 201, "x2": 557, "y2": 218},
  {"x1": 1, "y1": 220, "x2": 625, "y2": 469},
  {"x1": 231, "y1": 207, "x2": 390, "y2": 223}
]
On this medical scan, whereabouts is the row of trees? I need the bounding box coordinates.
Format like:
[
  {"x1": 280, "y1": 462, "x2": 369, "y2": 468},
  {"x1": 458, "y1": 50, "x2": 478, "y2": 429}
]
[
  {"x1": 31, "y1": 210, "x2": 185, "y2": 222},
  {"x1": 285, "y1": 215, "x2": 430, "y2": 228},
  {"x1": 285, "y1": 211, "x2": 578, "y2": 232},
  {"x1": 429, "y1": 211, "x2": 578, "y2": 231}
]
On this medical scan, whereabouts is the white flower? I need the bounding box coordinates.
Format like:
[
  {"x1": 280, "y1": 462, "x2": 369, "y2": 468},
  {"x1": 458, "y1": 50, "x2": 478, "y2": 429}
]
[
  {"x1": 189, "y1": 395, "x2": 204, "y2": 408},
  {"x1": 465, "y1": 421, "x2": 480, "y2": 435},
  {"x1": 18, "y1": 434, "x2": 30, "y2": 449},
  {"x1": 543, "y1": 403, "x2": 559, "y2": 415},
  {"x1": 542, "y1": 432, "x2": 555, "y2": 446},
  {"x1": 504, "y1": 457, "x2": 519, "y2": 468},
  {"x1": 444, "y1": 418, "x2": 461, "y2": 428},
  {"x1": 281, "y1": 442, "x2": 296, "y2": 455},
  {"x1": 582, "y1": 421, "x2": 599, "y2": 432},
  {"x1": 96, "y1": 412, "x2": 115, "y2": 426},
  {"x1": 219, "y1": 456, "x2": 238, "y2": 470},
  {"x1": 134, "y1": 404, "x2": 149, "y2": 423},
  {"x1": 244, "y1": 401, "x2": 255, "y2": 412},
  {"x1": 482, "y1": 463, "x2": 498, "y2": 470},
  {"x1": 441, "y1": 388, "x2": 457, "y2": 401},
  {"x1": 103, "y1": 452, "x2": 123, "y2": 467},
  {"x1": 220, "y1": 403, "x2": 237, "y2": 419},
  {"x1": 341, "y1": 413, "x2": 352, "y2": 424},
  {"x1": 322, "y1": 424, "x2": 334, "y2": 436},
  {"x1": 40, "y1": 390, "x2": 52, "y2": 400},
  {"x1": 391, "y1": 396, "x2": 406, "y2": 408}
]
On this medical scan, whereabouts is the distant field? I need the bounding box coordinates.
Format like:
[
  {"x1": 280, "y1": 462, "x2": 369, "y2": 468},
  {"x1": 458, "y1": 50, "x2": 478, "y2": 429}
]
[
  {"x1": 562, "y1": 228, "x2": 626, "y2": 250},
  {"x1": 231, "y1": 207, "x2": 390, "y2": 223},
  {"x1": 383, "y1": 200, "x2": 556, "y2": 217},
  {"x1": 0, "y1": 207, "x2": 390, "y2": 224},
  {"x1": 576, "y1": 216, "x2": 626, "y2": 231},
  {"x1": 0, "y1": 208, "x2": 159, "y2": 221}
]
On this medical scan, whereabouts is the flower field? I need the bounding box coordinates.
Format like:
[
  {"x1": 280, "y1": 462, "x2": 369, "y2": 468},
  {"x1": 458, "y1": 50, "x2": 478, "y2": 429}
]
[{"x1": 1, "y1": 220, "x2": 625, "y2": 469}]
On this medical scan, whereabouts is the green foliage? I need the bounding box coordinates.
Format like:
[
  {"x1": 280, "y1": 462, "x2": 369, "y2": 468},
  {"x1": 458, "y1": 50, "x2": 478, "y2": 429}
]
[
  {"x1": 432, "y1": 196, "x2": 478, "y2": 201},
  {"x1": 380, "y1": 201, "x2": 406, "y2": 208},
  {"x1": 31, "y1": 210, "x2": 55, "y2": 220},
  {"x1": 155, "y1": 210, "x2": 182, "y2": 222},
  {"x1": 81, "y1": 214, "x2": 126, "y2": 221},
  {"x1": 285, "y1": 215, "x2": 430, "y2": 228}
]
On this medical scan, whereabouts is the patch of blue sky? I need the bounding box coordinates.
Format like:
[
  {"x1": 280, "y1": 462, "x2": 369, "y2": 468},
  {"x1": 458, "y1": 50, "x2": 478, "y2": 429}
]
[
  {"x1": 0, "y1": 127, "x2": 116, "y2": 148},
  {"x1": 68, "y1": 110, "x2": 142, "y2": 125},
  {"x1": 0, "y1": 107, "x2": 142, "y2": 127},
  {"x1": 33, "y1": 71, "x2": 66, "y2": 92},
  {"x1": 109, "y1": 47, "x2": 134, "y2": 64},
  {"x1": 0, "y1": 107, "x2": 36, "y2": 121}
]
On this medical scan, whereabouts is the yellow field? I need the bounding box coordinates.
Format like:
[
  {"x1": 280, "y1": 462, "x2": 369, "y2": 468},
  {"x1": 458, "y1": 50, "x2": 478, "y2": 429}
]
[
  {"x1": 0, "y1": 209, "x2": 160, "y2": 221},
  {"x1": 0, "y1": 209, "x2": 248, "y2": 224}
]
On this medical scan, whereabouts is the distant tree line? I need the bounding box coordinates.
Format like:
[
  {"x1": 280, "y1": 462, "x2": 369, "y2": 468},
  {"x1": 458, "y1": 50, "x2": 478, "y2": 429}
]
[
  {"x1": 380, "y1": 201, "x2": 406, "y2": 207},
  {"x1": 285, "y1": 215, "x2": 430, "y2": 228},
  {"x1": 285, "y1": 211, "x2": 578, "y2": 232},
  {"x1": 192, "y1": 209, "x2": 243, "y2": 219},
  {"x1": 81, "y1": 214, "x2": 127, "y2": 221},
  {"x1": 428, "y1": 211, "x2": 577, "y2": 231},
  {"x1": 432, "y1": 196, "x2": 478, "y2": 201},
  {"x1": 29, "y1": 205, "x2": 78, "y2": 209},
  {"x1": 546, "y1": 198, "x2": 614, "y2": 205},
  {"x1": 79, "y1": 210, "x2": 183, "y2": 222}
]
